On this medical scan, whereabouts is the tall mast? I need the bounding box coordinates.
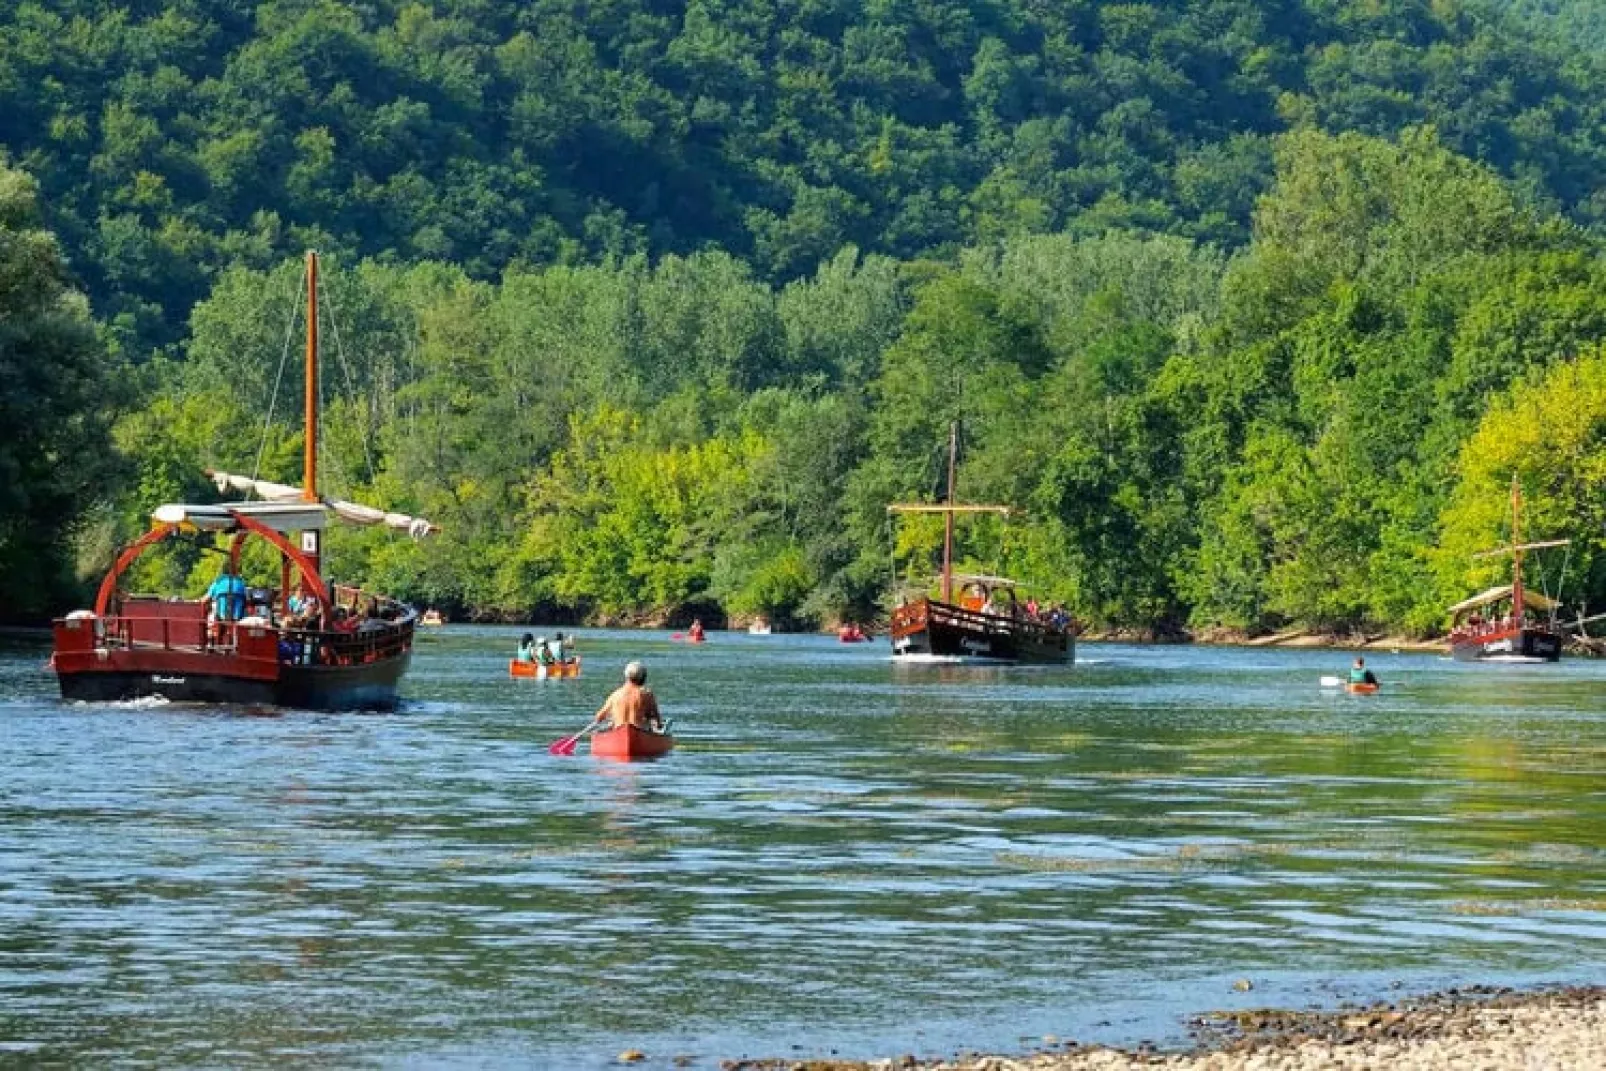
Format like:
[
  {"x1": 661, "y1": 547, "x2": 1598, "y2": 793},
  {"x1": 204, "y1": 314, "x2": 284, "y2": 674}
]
[
  {"x1": 302, "y1": 250, "x2": 321, "y2": 579},
  {"x1": 942, "y1": 421, "x2": 957, "y2": 604},
  {"x1": 1510, "y1": 474, "x2": 1523, "y2": 621}
]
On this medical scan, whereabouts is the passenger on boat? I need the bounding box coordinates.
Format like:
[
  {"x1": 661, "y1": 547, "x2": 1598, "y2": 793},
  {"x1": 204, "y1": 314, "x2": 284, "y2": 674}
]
[
  {"x1": 1348, "y1": 657, "x2": 1378, "y2": 686},
  {"x1": 286, "y1": 584, "x2": 320, "y2": 628},
  {"x1": 592, "y1": 661, "x2": 664, "y2": 732},
  {"x1": 553, "y1": 631, "x2": 573, "y2": 663},
  {"x1": 516, "y1": 633, "x2": 538, "y2": 663},
  {"x1": 204, "y1": 567, "x2": 248, "y2": 645},
  {"x1": 536, "y1": 637, "x2": 556, "y2": 666},
  {"x1": 688, "y1": 618, "x2": 705, "y2": 642}
]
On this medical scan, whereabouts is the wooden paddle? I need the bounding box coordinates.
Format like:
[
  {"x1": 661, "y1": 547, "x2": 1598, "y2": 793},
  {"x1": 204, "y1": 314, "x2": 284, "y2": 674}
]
[{"x1": 549, "y1": 719, "x2": 599, "y2": 756}]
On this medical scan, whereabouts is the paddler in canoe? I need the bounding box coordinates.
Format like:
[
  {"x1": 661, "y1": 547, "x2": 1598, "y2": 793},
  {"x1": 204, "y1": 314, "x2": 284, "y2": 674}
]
[
  {"x1": 1347, "y1": 656, "x2": 1379, "y2": 693},
  {"x1": 687, "y1": 618, "x2": 705, "y2": 643},
  {"x1": 593, "y1": 661, "x2": 665, "y2": 733},
  {"x1": 515, "y1": 633, "x2": 539, "y2": 664}
]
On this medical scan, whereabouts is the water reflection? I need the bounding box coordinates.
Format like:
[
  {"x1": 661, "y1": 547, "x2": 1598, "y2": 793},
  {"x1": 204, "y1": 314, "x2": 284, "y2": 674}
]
[{"x1": 3, "y1": 633, "x2": 1606, "y2": 1067}]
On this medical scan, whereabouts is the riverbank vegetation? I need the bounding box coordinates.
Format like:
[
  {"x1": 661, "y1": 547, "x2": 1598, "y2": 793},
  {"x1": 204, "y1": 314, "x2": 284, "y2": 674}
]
[{"x1": 5, "y1": 0, "x2": 1606, "y2": 634}]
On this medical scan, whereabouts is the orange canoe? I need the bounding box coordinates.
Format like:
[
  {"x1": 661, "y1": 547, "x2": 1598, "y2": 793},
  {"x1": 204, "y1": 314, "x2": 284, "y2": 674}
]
[
  {"x1": 591, "y1": 724, "x2": 676, "y2": 760},
  {"x1": 508, "y1": 658, "x2": 581, "y2": 679},
  {"x1": 1345, "y1": 681, "x2": 1379, "y2": 694}
]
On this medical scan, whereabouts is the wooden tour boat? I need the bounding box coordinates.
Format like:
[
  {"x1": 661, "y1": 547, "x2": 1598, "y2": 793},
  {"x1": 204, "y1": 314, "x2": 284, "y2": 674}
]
[
  {"x1": 508, "y1": 657, "x2": 582, "y2": 680},
  {"x1": 887, "y1": 423, "x2": 1074, "y2": 664},
  {"x1": 1445, "y1": 477, "x2": 1568, "y2": 664},
  {"x1": 591, "y1": 723, "x2": 676, "y2": 760},
  {"x1": 51, "y1": 252, "x2": 435, "y2": 710}
]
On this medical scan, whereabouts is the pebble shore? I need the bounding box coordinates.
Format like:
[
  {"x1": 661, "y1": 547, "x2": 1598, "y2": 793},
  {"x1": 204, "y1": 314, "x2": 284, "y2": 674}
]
[{"x1": 717, "y1": 986, "x2": 1606, "y2": 1071}]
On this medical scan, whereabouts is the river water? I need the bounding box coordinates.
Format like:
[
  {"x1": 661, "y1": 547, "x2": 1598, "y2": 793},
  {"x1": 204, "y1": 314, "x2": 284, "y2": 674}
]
[{"x1": 4, "y1": 629, "x2": 1606, "y2": 1067}]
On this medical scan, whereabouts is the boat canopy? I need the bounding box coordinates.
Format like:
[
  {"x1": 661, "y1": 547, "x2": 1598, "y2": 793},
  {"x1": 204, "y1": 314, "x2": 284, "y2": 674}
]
[
  {"x1": 951, "y1": 573, "x2": 1026, "y2": 587},
  {"x1": 208, "y1": 470, "x2": 436, "y2": 537},
  {"x1": 1447, "y1": 584, "x2": 1557, "y2": 615},
  {"x1": 153, "y1": 501, "x2": 330, "y2": 533}
]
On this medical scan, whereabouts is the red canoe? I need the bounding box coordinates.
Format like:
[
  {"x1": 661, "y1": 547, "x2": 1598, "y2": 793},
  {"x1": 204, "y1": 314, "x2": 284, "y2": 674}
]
[{"x1": 591, "y1": 724, "x2": 676, "y2": 760}]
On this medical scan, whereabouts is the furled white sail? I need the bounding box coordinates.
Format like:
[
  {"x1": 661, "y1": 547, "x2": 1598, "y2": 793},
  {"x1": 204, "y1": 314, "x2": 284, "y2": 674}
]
[{"x1": 207, "y1": 470, "x2": 436, "y2": 537}]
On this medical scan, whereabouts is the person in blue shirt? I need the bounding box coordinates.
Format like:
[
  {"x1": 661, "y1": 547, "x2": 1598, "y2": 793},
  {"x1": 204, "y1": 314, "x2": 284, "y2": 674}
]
[
  {"x1": 1348, "y1": 657, "x2": 1378, "y2": 686},
  {"x1": 516, "y1": 633, "x2": 538, "y2": 663},
  {"x1": 204, "y1": 568, "x2": 247, "y2": 645}
]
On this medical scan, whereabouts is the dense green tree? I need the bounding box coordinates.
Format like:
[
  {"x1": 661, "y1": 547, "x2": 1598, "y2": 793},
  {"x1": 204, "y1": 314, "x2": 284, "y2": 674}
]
[{"x1": 0, "y1": 162, "x2": 117, "y2": 619}]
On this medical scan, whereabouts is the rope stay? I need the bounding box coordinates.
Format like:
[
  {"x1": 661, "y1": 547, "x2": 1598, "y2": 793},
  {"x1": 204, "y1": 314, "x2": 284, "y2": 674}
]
[{"x1": 249, "y1": 269, "x2": 306, "y2": 495}]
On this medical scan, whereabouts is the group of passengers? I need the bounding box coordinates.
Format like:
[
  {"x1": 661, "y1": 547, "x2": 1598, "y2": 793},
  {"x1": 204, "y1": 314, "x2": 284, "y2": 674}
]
[
  {"x1": 1459, "y1": 610, "x2": 1526, "y2": 636},
  {"x1": 516, "y1": 632, "x2": 576, "y2": 666},
  {"x1": 974, "y1": 589, "x2": 1074, "y2": 633},
  {"x1": 203, "y1": 564, "x2": 399, "y2": 646}
]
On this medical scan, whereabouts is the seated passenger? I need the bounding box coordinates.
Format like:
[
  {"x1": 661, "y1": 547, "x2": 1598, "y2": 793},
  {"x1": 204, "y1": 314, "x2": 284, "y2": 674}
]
[
  {"x1": 286, "y1": 584, "x2": 321, "y2": 628},
  {"x1": 536, "y1": 637, "x2": 556, "y2": 666},
  {"x1": 516, "y1": 633, "x2": 538, "y2": 663}
]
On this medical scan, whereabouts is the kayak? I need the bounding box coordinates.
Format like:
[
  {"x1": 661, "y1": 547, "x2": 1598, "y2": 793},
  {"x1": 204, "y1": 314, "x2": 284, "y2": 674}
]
[
  {"x1": 838, "y1": 627, "x2": 870, "y2": 643},
  {"x1": 1345, "y1": 681, "x2": 1379, "y2": 694},
  {"x1": 509, "y1": 658, "x2": 581, "y2": 680},
  {"x1": 591, "y1": 724, "x2": 676, "y2": 760}
]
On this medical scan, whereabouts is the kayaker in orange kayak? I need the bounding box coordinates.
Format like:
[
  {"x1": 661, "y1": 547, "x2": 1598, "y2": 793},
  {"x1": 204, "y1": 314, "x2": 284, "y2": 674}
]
[
  {"x1": 1348, "y1": 657, "x2": 1378, "y2": 687},
  {"x1": 593, "y1": 661, "x2": 665, "y2": 732}
]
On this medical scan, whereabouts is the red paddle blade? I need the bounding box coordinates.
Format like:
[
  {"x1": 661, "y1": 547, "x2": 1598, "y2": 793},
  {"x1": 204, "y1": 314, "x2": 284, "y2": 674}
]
[{"x1": 549, "y1": 734, "x2": 579, "y2": 756}]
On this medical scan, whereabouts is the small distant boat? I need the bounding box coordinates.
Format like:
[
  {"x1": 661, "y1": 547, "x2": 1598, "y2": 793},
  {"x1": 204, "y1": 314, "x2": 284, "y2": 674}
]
[
  {"x1": 838, "y1": 625, "x2": 871, "y2": 643},
  {"x1": 748, "y1": 621, "x2": 772, "y2": 636},
  {"x1": 509, "y1": 658, "x2": 581, "y2": 680},
  {"x1": 420, "y1": 609, "x2": 446, "y2": 627},
  {"x1": 1446, "y1": 477, "x2": 1568, "y2": 664},
  {"x1": 591, "y1": 724, "x2": 675, "y2": 760}
]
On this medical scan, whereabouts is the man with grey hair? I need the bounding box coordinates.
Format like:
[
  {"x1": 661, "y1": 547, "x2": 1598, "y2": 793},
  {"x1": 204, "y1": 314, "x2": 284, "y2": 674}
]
[{"x1": 592, "y1": 660, "x2": 665, "y2": 732}]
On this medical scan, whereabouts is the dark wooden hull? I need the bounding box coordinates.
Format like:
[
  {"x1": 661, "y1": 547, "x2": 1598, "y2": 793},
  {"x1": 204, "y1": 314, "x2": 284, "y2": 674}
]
[
  {"x1": 1449, "y1": 626, "x2": 1562, "y2": 663},
  {"x1": 52, "y1": 610, "x2": 415, "y2": 710},
  {"x1": 56, "y1": 655, "x2": 410, "y2": 710},
  {"x1": 890, "y1": 598, "x2": 1072, "y2": 663},
  {"x1": 57, "y1": 669, "x2": 278, "y2": 706}
]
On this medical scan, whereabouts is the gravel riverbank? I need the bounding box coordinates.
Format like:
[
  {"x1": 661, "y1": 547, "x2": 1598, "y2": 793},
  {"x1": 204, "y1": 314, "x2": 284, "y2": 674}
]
[{"x1": 720, "y1": 986, "x2": 1606, "y2": 1071}]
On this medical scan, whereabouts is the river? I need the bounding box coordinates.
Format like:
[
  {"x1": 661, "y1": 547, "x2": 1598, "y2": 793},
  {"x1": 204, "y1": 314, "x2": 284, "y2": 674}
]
[{"x1": 3, "y1": 629, "x2": 1605, "y2": 1067}]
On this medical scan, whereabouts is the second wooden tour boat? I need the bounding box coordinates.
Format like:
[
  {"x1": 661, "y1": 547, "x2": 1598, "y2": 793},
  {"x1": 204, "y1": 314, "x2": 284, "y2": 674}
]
[
  {"x1": 1445, "y1": 477, "x2": 1568, "y2": 664},
  {"x1": 887, "y1": 424, "x2": 1074, "y2": 664}
]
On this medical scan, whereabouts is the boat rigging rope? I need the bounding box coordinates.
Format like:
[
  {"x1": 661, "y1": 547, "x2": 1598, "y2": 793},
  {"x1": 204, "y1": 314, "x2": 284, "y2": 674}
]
[
  {"x1": 317, "y1": 268, "x2": 378, "y2": 486},
  {"x1": 248, "y1": 269, "x2": 307, "y2": 495},
  {"x1": 1549, "y1": 543, "x2": 1571, "y2": 631}
]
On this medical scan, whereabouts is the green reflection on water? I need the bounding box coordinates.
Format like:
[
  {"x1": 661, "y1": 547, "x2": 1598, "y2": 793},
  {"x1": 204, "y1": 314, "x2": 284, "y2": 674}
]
[{"x1": 3, "y1": 631, "x2": 1606, "y2": 1066}]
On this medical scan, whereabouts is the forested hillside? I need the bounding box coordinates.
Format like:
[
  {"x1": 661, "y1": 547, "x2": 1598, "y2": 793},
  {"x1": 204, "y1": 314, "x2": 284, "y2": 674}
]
[
  {"x1": 1499, "y1": 1, "x2": 1606, "y2": 51},
  {"x1": 5, "y1": 0, "x2": 1606, "y2": 356},
  {"x1": 5, "y1": 0, "x2": 1606, "y2": 635}
]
